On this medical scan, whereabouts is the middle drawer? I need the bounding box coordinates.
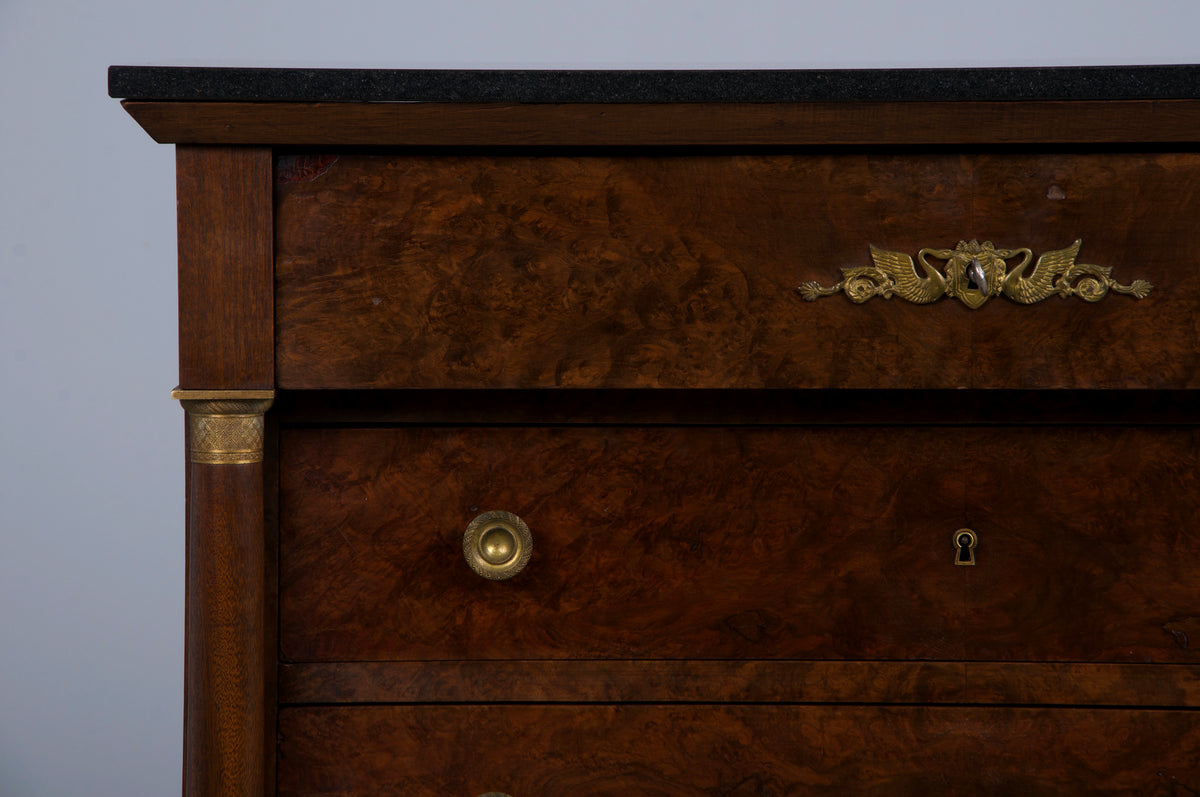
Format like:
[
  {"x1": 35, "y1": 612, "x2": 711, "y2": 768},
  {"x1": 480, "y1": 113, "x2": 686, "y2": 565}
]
[{"x1": 279, "y1": 424, "x2": 1197, "y2": 663}]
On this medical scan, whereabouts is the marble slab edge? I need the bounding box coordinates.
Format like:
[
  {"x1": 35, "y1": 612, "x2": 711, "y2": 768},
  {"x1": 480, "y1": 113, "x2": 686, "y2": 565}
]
[{"x1": 109, "y1": 64, "x2": 1200, "y2": 104}]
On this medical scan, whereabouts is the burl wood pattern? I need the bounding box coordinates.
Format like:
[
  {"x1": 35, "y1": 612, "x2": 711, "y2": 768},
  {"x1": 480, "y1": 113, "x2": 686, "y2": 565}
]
[
  {"x1": 276, "y1": 705, "x2": 1200, "y2": 796},
  {"x1": 176, "y1": 146, "x2": 273, "y2": 388},
  {"x1": 279, "y1": 425, "x2": 1200, "y2": 663},
  {"x1": 278, "y1": 660, "x2": 1200, "y2": 707},
  {"x1": 275, "y1": 152, "x2": 1200, "y2": 389}
]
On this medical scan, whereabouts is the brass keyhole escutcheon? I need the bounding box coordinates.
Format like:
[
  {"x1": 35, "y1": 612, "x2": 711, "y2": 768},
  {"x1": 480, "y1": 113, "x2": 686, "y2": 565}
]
[
  {"x1": 463, "y1": 511, "x2": 533, "y2": 580},
  {"x1": 954, "y1": 529, "x2": 978, "y2": 566}
]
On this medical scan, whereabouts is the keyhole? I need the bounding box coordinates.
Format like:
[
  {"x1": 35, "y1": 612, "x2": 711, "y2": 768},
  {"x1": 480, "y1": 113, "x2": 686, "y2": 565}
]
[
  {"x1": 954, "y1": 529, "x2": 977, "y2": 566},
  {"x1": 966, "y1": 258, "x2": 989, "y2": 295}
]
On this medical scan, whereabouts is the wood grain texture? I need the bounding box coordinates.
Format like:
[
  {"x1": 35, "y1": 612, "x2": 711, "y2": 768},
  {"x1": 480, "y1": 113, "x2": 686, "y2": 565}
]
[
  {"x1": 276, "y1": 705, "x2": 1200, "y2": 796},
  {"x1": 262, "y1": 419, "x2": 279, "y2": 797},
  {"x1": 274, "y1": 152, "x2": 1199, "y2": 389},
  {"x1": 278, "y1": 425, "x2": 1200, "y2": 663},
  {"x1": 176, "y1": 146, "x2": 273, "y2": 388},
  {"x1": 124, "y1": 99, "x2": 1200, "y2": 146},
  {"x1": 184, "y1": 461, "x2": 266, "y2": 797},
  {"x1": 278, "y1": 660, "x2": 1200, "y2": 707}
]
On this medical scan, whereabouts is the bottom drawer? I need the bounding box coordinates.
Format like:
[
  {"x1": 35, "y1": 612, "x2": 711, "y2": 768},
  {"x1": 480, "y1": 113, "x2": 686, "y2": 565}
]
[{"x1": 277, "y1": 705, "x2": 1200, "y2": 795}]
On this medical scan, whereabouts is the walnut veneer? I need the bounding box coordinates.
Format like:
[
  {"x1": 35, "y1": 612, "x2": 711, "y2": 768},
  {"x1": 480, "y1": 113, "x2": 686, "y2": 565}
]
[{"x1": 115, "y1": 66, "x2": 1200, "y2": 796}]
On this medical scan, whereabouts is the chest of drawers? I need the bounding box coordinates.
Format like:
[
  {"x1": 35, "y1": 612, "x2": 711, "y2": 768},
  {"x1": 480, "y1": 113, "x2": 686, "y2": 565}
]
[{"x1": 112, "y1": 65, "x2": 1200, "y2": 795}]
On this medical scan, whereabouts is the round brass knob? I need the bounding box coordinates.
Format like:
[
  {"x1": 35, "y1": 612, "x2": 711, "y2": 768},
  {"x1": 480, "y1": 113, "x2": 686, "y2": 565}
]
[{"x1": 463, "y1": 511, "x2": 532, "y2": 580}]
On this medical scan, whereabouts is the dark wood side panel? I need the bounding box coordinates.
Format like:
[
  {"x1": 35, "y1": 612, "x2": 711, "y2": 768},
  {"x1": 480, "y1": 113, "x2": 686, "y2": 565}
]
[
  {"x1": 184, "y1": 462, "x2": 266, "y2": 797},
  {"x1": 262, "y1": 418, "x2": 279, "y2": 797},
  {"x1": 126, "y1": 99, "x2": 1200, "y2": 146},
  {"x1": 177, "y1": 146, "x2": 273, "y2": 388},
  {"x1": 278, "y1": 660, "x2": 1200, "y2": 707},
  {"x1": 275, "y1": 152, "x2": 1199, "y2": 389},
  {"x1": 276, "y1": 705, "x2": 1200, "y2": 796},
  {"x1": 278, "y1": 426, "x2": 1200, "y2": 663}
]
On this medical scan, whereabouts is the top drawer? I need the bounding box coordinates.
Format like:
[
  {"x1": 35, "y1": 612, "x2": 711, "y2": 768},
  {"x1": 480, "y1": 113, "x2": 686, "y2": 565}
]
[{"x1": 275, "y1": 151, "x2": 1195, "y2": 389}]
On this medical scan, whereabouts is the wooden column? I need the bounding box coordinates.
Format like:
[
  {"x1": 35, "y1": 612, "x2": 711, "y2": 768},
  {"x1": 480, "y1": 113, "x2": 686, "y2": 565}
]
[
  {"x1": 176, "y1": 394, "x2": 273, "y2": 797},
  {"x1": 174, "y1": 146, "x2": 274, "y2": 797}
]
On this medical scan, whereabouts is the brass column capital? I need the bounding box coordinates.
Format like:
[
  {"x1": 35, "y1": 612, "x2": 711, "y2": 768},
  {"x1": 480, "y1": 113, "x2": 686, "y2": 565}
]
[{"x1": 172, "y1": 388, "x2": 275, "y2": 465}]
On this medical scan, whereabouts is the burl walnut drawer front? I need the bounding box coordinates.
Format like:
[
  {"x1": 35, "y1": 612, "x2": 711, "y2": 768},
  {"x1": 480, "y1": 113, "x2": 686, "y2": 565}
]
[
  {"x1": 275, "y1": 152, "x2": 1192, "y2": 390},
  {"x1": 275, "y1": 705, "x2": 1200, "y2": 796},
  {"x1": 278, "y1": 425, "x2": 1199, "y2": 664},
  {"x1": 110, "y1": 66, "x2": 1200, "y2": 797}
]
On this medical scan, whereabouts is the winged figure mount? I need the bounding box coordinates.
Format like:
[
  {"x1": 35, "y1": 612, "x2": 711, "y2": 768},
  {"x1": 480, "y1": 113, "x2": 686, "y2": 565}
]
[{"x1": 798, "y1": 240, "x2": 1152, "y2": 308}]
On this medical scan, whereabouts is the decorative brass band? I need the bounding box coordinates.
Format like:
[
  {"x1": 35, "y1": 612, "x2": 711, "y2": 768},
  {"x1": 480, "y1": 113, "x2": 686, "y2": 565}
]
[
  {"x1": 798, "y1": 239, "x2": 1152, "y2": 308},
  {"x1": 172, "y1": 388, "x2": 275, "y2": 465}
]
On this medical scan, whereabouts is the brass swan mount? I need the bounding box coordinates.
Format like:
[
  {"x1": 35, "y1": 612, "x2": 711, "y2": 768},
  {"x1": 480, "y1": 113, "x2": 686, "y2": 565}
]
[{"x1": 798, "y1": 239, "x2": 1152, "y2": 309}]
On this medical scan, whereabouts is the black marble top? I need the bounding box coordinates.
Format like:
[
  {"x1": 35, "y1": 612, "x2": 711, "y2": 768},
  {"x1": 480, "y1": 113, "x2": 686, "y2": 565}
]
[{"x1": 109, "y1": 64, "x2": 1200, "y2": 103}]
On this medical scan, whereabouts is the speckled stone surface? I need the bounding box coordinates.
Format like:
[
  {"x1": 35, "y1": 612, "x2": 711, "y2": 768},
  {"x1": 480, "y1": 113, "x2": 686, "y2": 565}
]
[{"x1": 109, "y1": 64, "x2": 1200, "y2": 103}]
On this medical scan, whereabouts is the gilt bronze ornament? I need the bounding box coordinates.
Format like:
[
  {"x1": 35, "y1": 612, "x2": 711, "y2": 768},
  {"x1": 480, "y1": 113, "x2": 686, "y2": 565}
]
[{"x1": 798, "y1": 240, "x2": 1152, "y2": 308}]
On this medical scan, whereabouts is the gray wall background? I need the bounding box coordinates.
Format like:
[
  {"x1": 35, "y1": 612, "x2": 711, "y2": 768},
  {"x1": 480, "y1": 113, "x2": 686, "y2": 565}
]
[{"x1": 1, "y1": 1, "x2": 1196, "y2": 794}]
